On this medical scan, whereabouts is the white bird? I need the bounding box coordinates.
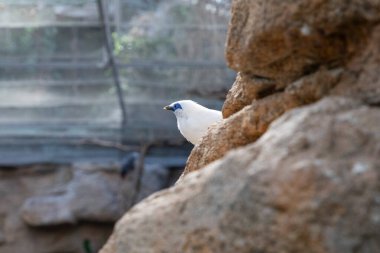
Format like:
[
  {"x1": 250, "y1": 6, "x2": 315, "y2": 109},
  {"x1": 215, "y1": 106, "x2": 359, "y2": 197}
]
[{"x1": 163, "y1": 100, "x2": 222, "y2": 145}]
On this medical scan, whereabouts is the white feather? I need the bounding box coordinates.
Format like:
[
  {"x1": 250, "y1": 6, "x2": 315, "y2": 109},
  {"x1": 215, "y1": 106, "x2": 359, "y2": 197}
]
[{"x1": 166, "y1": 100, "x2": 222, "y2": 145}]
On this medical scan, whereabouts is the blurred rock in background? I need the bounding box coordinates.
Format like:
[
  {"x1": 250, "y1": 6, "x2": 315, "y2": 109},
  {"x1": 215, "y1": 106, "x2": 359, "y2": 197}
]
[
  {"x1": 0, "y1": 159, "x2": 182, "y2": 253},
  {"x1": 0, "y1": 0, "x2": 231, "y2": 252}
]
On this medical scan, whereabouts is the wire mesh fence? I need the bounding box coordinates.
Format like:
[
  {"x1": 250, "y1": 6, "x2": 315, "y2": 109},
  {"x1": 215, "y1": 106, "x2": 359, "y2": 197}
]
[{"x1": 0, "y1": 0, "x2": 233, "y2": 164}]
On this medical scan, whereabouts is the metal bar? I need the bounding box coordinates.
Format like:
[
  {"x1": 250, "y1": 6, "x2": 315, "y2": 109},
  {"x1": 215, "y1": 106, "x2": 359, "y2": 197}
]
[
  {"x1": 1, "y1": 0, "x2": 92, "y2": 5},
  {"x1": 119, "y1": 23, "x2": 228, "y2": 31},
  {"x1": 117, "y1": 60, "x2": 227, "y2": 68},
  {"x1": 0, "y1": 79, "x2": 228, "y2": 87},
  {"x1": 0, "y1": 79, "x2": 113, "y2": 87},
  {"x1": 0, "y1": 22, "x2": 103, "y2": 29},
  {"x1": 131, "y1": 144, "x2": 151, "y2": 206},
  {"x1": 0, "y1": 60, "x2": 227, "y2": 69},
  {"x1": 98, "y1": 0, "x2": 129, "y2": 141},
  {"x1": 0, "y1": 61, "x2": 106, "y2": 69}
]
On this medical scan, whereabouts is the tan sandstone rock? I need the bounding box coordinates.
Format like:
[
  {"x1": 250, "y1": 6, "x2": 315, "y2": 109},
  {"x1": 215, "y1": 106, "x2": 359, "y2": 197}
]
[
  {"x1": 185, "y1": 1, "x2": 380, "y2": 175},
  {"x1": 226, "y1": 0, "x2": 380, "y2": 82},
  {"x1": 101, "y1": 0, "x2": 380, "y2": 252},
  {"x1": 184, "y1": 68, "x2": 342, "y2": 175},
  {"x1": 100, "y1": 97, "x2": 380, "y2": 253}
]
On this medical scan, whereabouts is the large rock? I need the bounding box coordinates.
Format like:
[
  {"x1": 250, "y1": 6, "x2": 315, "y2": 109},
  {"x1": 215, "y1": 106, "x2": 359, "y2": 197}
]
[
  {"x1": 20, "y1": 164, "x2": 133, "y2": 226},
  {"x1": 226, "y1": 0, "x2": 380, "y2": 82},
  {"x1": 183, "y1": 68, "x2": 342, "y2": 175},
  {"x1": 20, "y1": 162, "x2": 176, "y2": 226},
  {"x1": 100, "y1": 97, "x2": 380, "y2": 253},
  {"x1": 184, "y1": 2, "x2": 380, "y2": 176},
  {"x1": 100, "y1": 0, "x2": 380, "y2": 252}
]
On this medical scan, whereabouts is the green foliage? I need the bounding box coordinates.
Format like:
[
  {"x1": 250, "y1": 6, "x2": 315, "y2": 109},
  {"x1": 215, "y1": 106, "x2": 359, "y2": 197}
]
[
  {"x1": 112, "y1": 3, "x2": 197, "y2": 62},
  {"x1": 113, "y1": 33, "x2": 176, "y2": 61},
  {"x1": 169, "y1": 5, "x2": 193, "y2": 23},
  {"x1": 83, "y1": 239, "x2": 93, "y2": 253},
  {"x1": 1, "y1": 27, "x2": 57, "y2": 58}
]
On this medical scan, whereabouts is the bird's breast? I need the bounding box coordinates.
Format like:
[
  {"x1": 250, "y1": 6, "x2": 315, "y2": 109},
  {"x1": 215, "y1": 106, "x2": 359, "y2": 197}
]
[{"x1": 177, "y1": 116, "x2": 211, "y2": 145}]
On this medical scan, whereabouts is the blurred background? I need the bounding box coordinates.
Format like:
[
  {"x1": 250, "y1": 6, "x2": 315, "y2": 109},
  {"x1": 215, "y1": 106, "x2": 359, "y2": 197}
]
[{"x1": 0, "y1": 0, "x2": 233, "y2": 252}]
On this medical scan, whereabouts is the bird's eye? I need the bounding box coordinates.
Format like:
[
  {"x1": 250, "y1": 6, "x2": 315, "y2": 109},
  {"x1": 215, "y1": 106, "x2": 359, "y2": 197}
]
[{"x1": 171, "y1": 103, "x2": 182, "y2": 111}]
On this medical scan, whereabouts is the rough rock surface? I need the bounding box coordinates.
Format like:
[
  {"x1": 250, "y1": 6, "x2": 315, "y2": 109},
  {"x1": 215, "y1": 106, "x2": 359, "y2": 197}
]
[
  {"x1": 101, "y1": 0, "x2": 380, "y2": 252},
  {"x1": 184, "y1": 0, "x2": 380, "y2": 175},
  {"x1": 185, "y1": 68, "x2": 342, "y2": 175},
  {"x1": 225, "y1": 0, "x2": 380, "y2": 82},
  {"x1": 100, "y1": 97, "x2": 380, "y2": 253}
]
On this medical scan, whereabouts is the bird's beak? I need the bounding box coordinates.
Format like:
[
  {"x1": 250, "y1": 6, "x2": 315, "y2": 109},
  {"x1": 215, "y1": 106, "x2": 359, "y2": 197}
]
[{"x1": 163, "y1": 105, "x2": 174, "y2": 111}]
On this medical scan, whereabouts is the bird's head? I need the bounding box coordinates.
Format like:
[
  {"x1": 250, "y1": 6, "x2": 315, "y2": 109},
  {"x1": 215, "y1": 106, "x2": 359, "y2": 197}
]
[
  {"x1": 163, "y1": 102, "x2": 182, "y2": 112},
  {"x1": 163, "y1": 100, "x2": 201, "y2": 118}
]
